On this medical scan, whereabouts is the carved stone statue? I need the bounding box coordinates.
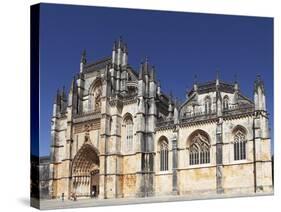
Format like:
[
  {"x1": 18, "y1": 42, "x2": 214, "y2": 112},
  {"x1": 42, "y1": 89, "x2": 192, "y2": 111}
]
[{"x1": 94, "y1": 88, "x2": 102, "y2": 111}]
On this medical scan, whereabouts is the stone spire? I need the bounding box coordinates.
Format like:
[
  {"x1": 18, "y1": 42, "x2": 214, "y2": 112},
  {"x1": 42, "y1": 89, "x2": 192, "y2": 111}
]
[
  {"x1": 53, "y1": 88, "x2": 61, "y2": 115},
  {"x1": 215, "y1": 72, "x2": 222, "y2": 116},
  {"x1": 173, "y1": 101, "x2": 179, "y2": 124},
  {"x1": 234, "y1": 74, "x2": 239, "y2": 90},
  {"x1": 216, "y1": 87, "x2": 222, "y2": 116},
  {"x1": 112, "y1": 40, "x2": 117, "y2": 65},
  {"x1": 122, "y1": 42, "x2": 128, "y2": 66},
  {"x1": 123, "y1": 43, "x2": 128, "y2": 54},
  {"x1": 143, "y1": 56, "x2": 149, "y2": 76},
  {"x1": 69, "y1": 76, "x2": 75, "y2": 93},
  {"x1": 56, "y1": 88, "x2": 61, "y2": 105},
  {"x1": 80, "y1": 49, "x2": 87, "y2": 73},
  {"x1": 62, "y1": 86, "x2": 67, "y2": 101},
  {"x1": 117, "y1": 36, "x2": 123, "y2": 49},
  {"x1": 138, "y1": 62, "x2": 144, "y2": 80},
  {"x1": 216, "y1": 71, "x2": 220, "y2": 86},
  {"x1": 80, "y1": 49, "x2": 87, "y2": 64},
  {"x1": 112, "y1": 40, "x2": 117, "y2": 51},
  {"x1": 116, "y1": 36, "x2": 123, "y2": 66},
  {"x1": 168, "y1": 92, "x2": 174, "y2": 119},
  {"x1": 157, "y1": 80, "x2": 161, "y2": 96},
  {"x1": 193, "y1": 74, "x2": 198, "y2": 92}
]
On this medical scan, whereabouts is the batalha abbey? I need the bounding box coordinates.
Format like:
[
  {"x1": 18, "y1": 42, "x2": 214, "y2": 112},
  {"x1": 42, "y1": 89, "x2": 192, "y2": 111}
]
[{"x1": 49, "y1": 38, "x2": 273, "y2": 200}]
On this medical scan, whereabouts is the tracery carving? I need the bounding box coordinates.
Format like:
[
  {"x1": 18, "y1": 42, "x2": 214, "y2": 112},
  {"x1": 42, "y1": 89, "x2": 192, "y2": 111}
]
[{"x1": 189, "y1": 131, "x2": 210, "y2": 165}]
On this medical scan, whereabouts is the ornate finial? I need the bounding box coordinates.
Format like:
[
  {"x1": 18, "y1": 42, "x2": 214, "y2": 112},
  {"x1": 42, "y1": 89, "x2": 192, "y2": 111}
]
[
  {"x1": 186, "y1": 86, "x2": 189, "y2": 98},
  {"x1": 145, "y1": 56, "x2": 149, "y2": 63},
  {"x1": 143, "y1": 56, "x2": 149, "y2": 75},
  {"x1": 138, "y1": 62, "x2": 144, "y2": 80},
  {"x1": 54, "y1": 88, "x2": 60, "y2": 103},
  {"x1": 216, "y1": 71, "x2": 220, "y2": 87},
  {"x1": 118, "y1": 36, "x2": 123, "y2": 49},
  {"x1": 123, "y1": 43, "x2": 128, "y2": 54},
  {"x1": 254, "y1": 74, "x2": 264, "y2": 93},
  {"x1": 169, "y1": 91, "x2": 173, "y2": 104},
  {"x1": 174, "y1": 97, "x2": 178, "y2": 107},
  {"x1": 81, "y1": 49, "x2": 87, "y2": 64},
  {"x1": 255, "y1": 74, "x2": 262, "y2": 85},
  {"x1": 112, "y1": 40, "x2": 117, "y2": 51},
  {"x1": 150, "y1": 65, "x2": 156, "y2": 81},
  {"x1": 61, "y1": 86, "x2": 67, "y2": 103},
  {"x1": 70, "y1": 77, "x2": 75, "y2": 92}
]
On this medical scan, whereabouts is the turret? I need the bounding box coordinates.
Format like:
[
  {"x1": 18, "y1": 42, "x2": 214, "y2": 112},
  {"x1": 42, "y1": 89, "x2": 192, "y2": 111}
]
[
  {"x1": 193, "y1": 75, "x2": 198, "y2": 92},
  {"x1": 122, "y1": 43, "x2": 128, "y2": 66},
  {"x1": 143, "y1": 57, "x2": 150, "y2": 96},
  {"x1": 149, "y1": 66, "x2": 157, "y2": 97},
  {"x1": 115, "y1": 66, "x2": 121, "y2": 94},
  {"x1": 138, "y1": 62, "x2": 144, "y2": 81},
  {"x1": 148, "y1": 65, "x2": 157, "y2": 129},
  {"x1": 112, "y1": 40, "x2": 117, "y2": 65},
  {"x1": 68, "y1": 76, "x2": 78, "y2": 114},
  {"x1": 168, "y1": 92, "x2": 174, "y2": 119},
  {"x1": 216, "y1": 71, "x2": 220, "y2": 87},
  {"x1": 216, "y1": 88, "x2": 222, "y2": 116},
  {"x1": 114, "y1": 37, "x2": 128, "y2": 94},
  {"x1": 61, "y1": 86, "x2": 67, "y2": 113},
  {"x1": 157, "y1": 81, "x2": 161, "y2": 96},
  {"x1": 254, "y1": 75, "x2": 266, "y2": 111},
  {"x1": 234, "y1": 74, "x2": 239, "y2": 104},
  {"x1": 117, "y1": 37, "x2": 123, "y2": 66},
  {"x1": 150, "y1": 66, "x2": 156, "y2": 82},
  {"x1": 215, "y1": 72, "x2": 222, "y2": 116},
  {"x1": 76, "y1": 73, "x2": 85, "y2": 114},
  {"x1": 143, "y1": 57, "x2": 149, "y2": 76},
  {"x1": 52, "y1": 89, "x2": 61, "y2": 117},
  {"x1": 138, "y1": 62, "x2": 145, "y2": 98},
  {"x1": 173, "y1": 98, "x2": 179, "y2": 124}
]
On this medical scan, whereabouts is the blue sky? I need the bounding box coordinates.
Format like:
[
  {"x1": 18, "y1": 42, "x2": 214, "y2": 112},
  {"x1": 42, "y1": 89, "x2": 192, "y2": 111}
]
[{"x1": 36, "y1": 3, "x2": 273, "y2": 156}]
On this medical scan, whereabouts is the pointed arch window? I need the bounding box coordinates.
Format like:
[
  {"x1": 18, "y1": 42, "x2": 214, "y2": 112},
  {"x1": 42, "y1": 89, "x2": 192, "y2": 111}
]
[
  {"x1": 189, "y1": 132, "x2": 210, "y2": 165},
  {"x1": 123, "y1": 114, "x2": 133, "y2": 153},
  {"x1": 159, "y1": 138, "x2": 169, "y2": 171},
  {"x1": 234, "y1": 129, "x2": 246, "y2": 160},
  {"x1": 204, "y1": 96, "x2": 211, "y2": 114},
  {"x1": 89, "y1": 80, "x2": 102, "y2": 112},
  {"x1": 223, "y1": 95, "x2": 229, "y2": 110}
]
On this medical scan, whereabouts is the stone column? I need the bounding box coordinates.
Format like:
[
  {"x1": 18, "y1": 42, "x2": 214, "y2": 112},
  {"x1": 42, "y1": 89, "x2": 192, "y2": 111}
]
[
  {"x1": 216, "y1": 119, "x2": 224, "y2": 194},
  {"x1": 172, "y1": 132, "x2": 178, "y2": 194}
]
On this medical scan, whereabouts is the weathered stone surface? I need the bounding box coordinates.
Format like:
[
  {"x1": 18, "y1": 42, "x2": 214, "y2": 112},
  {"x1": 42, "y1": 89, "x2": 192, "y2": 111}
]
[{"x1": 47, "y1": 39, "x2": 273, "y2": 202}]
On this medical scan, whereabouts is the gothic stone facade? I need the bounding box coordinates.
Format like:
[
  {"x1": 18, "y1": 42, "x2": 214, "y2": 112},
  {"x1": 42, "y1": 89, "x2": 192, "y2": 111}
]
[{"x1": 49, "y1": 38, "x2": 273, "y2": 200}]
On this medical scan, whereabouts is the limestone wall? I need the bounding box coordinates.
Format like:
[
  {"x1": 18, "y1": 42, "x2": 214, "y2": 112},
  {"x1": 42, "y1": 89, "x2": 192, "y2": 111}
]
[{"x1": 178, "y1": 167, "x2": 216, "y2": 195}]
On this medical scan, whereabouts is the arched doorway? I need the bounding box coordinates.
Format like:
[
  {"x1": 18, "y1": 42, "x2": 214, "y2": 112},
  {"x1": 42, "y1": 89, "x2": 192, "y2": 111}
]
[
  {"x1": 71, "y1": 143, "x2": 100, "y2": 198},
  {"x1": 90, "y1": 169, "x2": 99, "y2": 198}
]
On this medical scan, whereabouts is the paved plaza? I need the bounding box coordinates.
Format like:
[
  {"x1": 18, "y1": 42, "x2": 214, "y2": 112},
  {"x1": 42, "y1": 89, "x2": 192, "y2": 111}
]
[{"x1": 36, "y1": 192, "x2": 273, "y2": 210}]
